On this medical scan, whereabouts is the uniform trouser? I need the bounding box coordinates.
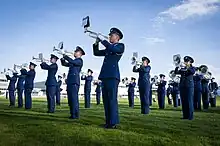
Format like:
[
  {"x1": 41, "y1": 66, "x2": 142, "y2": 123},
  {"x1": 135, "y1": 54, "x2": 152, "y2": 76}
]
[
  {"x1": 172, "y1": 93, "x2": 178, "y2": 107},
  {"x1": 67, "y1": 84, "x2": 80, "y2": 119},
  {"x1": 6, "y1": 91, "x2": 8, "y2": 99},
  {"x1": 24, "y1": 88, "x2": 32, "y2": 109},
  {"x1": 96, "y1": 92, "x2": 101, "y2": 105},
  {"x1": 46, "y1": 86, "x2": 57, "y2": 113},
  {"x1": 202, "y1": 91, "x2": 209, "y2": 109},
  {"x1": 210, "y1": 97, "x2": 216, "y2": 107},
  {"x1": 149, "y1": 90, "x2": 152, "y2": 106},
  {"x1": 139, "y1": 84, "x2": 150, "y2": 114},
  {"x1": 56, "y1": 89, "x2": 61, "y2": 105},
  {"x1": 158, "y1": 92, "x2": 165, "y2": 109},
  {"x1": 167, "y1": 94, "x2": 172, "y2": 105},
  {"x1": 8, "y1": 90, "x2": 15, "y2": 106},
  {"x1": 128, "y1": 91, "x2": 134, "y2": 108},
  {"x1": 178, "y1": 94, "x2": 181, "y2": 106},
  {"x1": 194, "y1": 90, "x2": 201, "y2": 110},
  {"x1": 84, "y1": 90, "x2": 91, "y2": 108},
  {"x1": 101, "y1": 79, "x2": 119, "y2": 125},
  {"x1": 17, "y1": 89, "x2": 24, "y2": 107},
  {"x1": 180, "y1": 86, "x2": 194, "y2": 120}
]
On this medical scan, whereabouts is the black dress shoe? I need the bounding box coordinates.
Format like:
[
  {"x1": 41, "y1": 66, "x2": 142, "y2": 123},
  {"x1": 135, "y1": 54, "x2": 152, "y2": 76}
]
[{"x1": 107, "y1": 125, "x2": 118, "y2": 129}]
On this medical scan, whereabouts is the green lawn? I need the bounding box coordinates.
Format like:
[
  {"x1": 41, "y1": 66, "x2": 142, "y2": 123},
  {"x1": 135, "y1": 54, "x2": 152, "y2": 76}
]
[{"x1": 0, "y1": 96, "x2": 220, "y2": 146}]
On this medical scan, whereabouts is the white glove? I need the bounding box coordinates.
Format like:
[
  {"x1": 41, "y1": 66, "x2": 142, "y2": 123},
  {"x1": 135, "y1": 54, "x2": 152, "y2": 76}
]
[{"x1": 5, "y1": 72, "x2": 9, "y2": 76}]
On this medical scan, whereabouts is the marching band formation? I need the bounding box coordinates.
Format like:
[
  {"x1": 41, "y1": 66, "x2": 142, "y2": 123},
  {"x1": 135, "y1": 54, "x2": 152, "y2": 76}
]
[{"x1": 1, "y1": 16, "x2": 219, "y2": 129}]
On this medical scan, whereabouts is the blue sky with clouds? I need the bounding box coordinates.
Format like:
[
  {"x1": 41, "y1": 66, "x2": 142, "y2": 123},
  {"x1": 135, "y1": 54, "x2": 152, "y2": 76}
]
[{"x1": 0, "y1": 0, "x2": 220, "y2": 83}]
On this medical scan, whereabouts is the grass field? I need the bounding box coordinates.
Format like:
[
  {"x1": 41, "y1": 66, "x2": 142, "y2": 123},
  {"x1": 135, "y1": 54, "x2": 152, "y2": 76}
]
[{"x1": 0, "y1": 96, "x2": 220, "y2": 146}]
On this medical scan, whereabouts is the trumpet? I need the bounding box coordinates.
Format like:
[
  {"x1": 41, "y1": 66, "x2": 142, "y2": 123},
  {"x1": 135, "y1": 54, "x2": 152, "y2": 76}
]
[
  {"x1": 32, "y1": 53, "x2": 49, "y2": 63},
  {"x1": 53, "y1": 42, "x2": 72, "y2": 56},
  {"x1": 82, "y1": 16, "x2": 108, "y2": 40},
  {"x1": 131, "y1": 52, "x2": 142, "y2": 68},
  {"x1": 14, "y1": 63, "x2": 28, "y2": 71},
  {"x1": 122, "y1": 77, "x2": 129, "y2": 85}
]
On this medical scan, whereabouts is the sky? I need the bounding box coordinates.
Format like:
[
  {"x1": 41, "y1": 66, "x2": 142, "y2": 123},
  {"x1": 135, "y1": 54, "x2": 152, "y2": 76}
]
[{"x1": 0, "y1": 0, "x2": 220, "y2": 84}]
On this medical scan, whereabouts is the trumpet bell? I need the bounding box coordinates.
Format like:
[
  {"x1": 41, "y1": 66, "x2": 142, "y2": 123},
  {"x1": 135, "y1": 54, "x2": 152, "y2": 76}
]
[{"x1": 173, "y1": 54, "x2": 181, "y2": 67}]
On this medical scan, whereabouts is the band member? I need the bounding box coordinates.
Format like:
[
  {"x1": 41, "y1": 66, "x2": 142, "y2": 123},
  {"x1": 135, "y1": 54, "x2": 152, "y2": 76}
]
[
  {"x1": 209, "y1": 78, "x2": 218, "y2": 107},
  {"x1": 5, "y1": 72, "x2": 18, "y2": 107},
  {"x1": 170, "y1": 81, "x2": 179, "y2": 107},
  {"x1": 127, "y1": 77, "x2": 136, "y2": 108},
  {"x1": 133, "y1": 57, "x2": 151, "y2": 114},
  {"x1": 56, "y1": 75, "x2": 63, "y2": 106},
  {"x1": 81, "y1": 69, "x2": 93, "y2": 108},
  {"x1": 156, "y1": 74, "x2": 167, "y2": 109},
  {"x1": 193, "y1": 67, "x2": 203, "y2": 110},
  {"x1": 201, "y1": 74, "x2": 210, "y2": 111},
  {"x1": 166, "y1": 84, "x2": 172, "y2": 105},
  {"x1": 94, "y1": 80, "x2": 102, "y2": 105},
  {"x1": 93, "y1": 27, "x2": 124, "y2": 129},
  {"x1": 61, "y1": 46, "x2": 85, "y2": 119},
  {"x1": 40, "y1": 54, "x2": 59, "y2": 113},
  {"x1": 15, "y1": 70, "x2": 26, "y2": 108},
  {"x1": 21, "y1": 62, "x2": 36, "y2": 109},
  {"x1": 175, "y1": 56, "x2": 195, "y2": 120},
  {"x1": 149, "y1": 78, "x2": 154, "y2": 106}
]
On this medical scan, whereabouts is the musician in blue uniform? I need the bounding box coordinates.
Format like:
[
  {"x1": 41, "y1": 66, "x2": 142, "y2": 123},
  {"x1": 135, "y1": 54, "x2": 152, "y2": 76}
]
[
  {"x1": 170, "y1": 81, "x2": 180, "y2": 107},
  {"x1": 193, "y1": 67, "x2": 203, "y2": 110},
  {"x1": 15, "y1": 70, "x2": 26, "y2": 108},
  {"x1": 209, "y1": 78, "x2": 218, "y2": 107},
  {"x1": 21, "y1": 62, "x2": 36, "y2": 109},
  {"x1": 175, "y1": 56, "x2": 195, "y2": 120},
  {"x1": 166, "y1": 84, "x2": 172, "y2": 105},
  {"x1": 40, "y1": 54, "x2": 59, "y2": 113},
  {"x1": 56, "y1": 75, "x2": 63, "y2": 106},
  {"x1": 94, "y1": 80, "x2": 102, "y2": 105},
  {"x1": 133, "y1": 57, "x2": 151, "y2": 114},
  {"x1": 127, "y1": 77, "x2": 136, "y2": 108},
  {"x1": 201, "y1": 69, "x2": 210, "y2": 110},
  {"x1": 93, "y1": 27, "x2": 124, "y2": 129},
  {"x1": 156, "y1": 74, "x2": 167, "y2": 109},
  {"x1": 149, "y1": 78, "x2": 154, "y2": 106},
  {"x1": 81, "y1": 69, "x2": 93, "y2": 108},
  {"x1": 61, "y1": 46, "x2": 84, "y2": 119},
  {"x1": 5, "y1": 72, "x2": 18, "y2": 107}
]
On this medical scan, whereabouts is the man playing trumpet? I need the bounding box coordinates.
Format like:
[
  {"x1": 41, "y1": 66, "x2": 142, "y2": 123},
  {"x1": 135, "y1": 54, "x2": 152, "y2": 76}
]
[
  {"x1": 93, "y1": 27, "x2": 124, "y2": 129},
  {"x1": 133, "y1": 57, "x2": 151, "y2": 115},
  {"x1": 126, "y1": 77, "x2": 136, "y2": 108},
  {"x1": 156, "y1": 74, "x2": 167, "y2": 109},
  {"x1": 5, "y1": 71, "x2": 18, "y2": 107},
  {"x1": 20, "y1": 62, "x2": 37, "y2": 109},
  {"x1": 94, "y1": 80, "x2": 102, "y2": 105},
  {"x1": 61, "y1": 46, "x2": 85, "y2": 119},
  {"x1": 81, "y1": 69, "x2": 93, "y2": 108},
  {"x1": 175, "y1": 56, "x2": 195, "y2": 120},
  {"x1": 40, "y1": 54, "x2": 59, "y2": 113}
]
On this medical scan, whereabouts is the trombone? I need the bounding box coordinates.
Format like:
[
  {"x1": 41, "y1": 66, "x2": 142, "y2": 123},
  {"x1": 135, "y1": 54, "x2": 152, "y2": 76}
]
[{"x1": 82, "y1": 16, "x2": 108, "y2": 40}]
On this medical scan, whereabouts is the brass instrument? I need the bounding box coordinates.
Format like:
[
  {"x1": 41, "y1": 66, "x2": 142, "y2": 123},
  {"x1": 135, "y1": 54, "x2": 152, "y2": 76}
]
[
  {"x1": 173, "y1": 54, "x2": 185, "y2": 68},
  {"x1": 53, "y1": 42, "x2": 72, "y2": 56},
  {"x1": 169, "y1": 70, "x2": 180, "y2": 83},
  {"x1": 151, "y1": 75, "x2": 159, "y2": 85},
  {"x1": 199, "y1": 65, "x2": 212, "y2": 80},
  {"x1": 32, "y1": 53, "x2": 49, "y2": 63},
  {"x1": 14, "y1": 63, "x2": 28, "y2": 71},
  {"x1": 82, "y1": 16, "x2": 108, "y2": 39},
  {"x1": 131, "y1": 52, "x2": 142, "y2": 68},
  {"x1": 122, "y1": 77, "x2": 129, "y2": 85}
]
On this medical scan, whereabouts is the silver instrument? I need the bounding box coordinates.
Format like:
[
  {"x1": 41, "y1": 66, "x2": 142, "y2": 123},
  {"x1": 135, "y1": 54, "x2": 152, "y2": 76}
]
[
  {"x1": 32, "y1": 53, "x2": 49, "y2": 63},
  {"x1": 151, "y1": 75, "x2": 159, "y2": 85},
  {"x1": 199, "y1": 65, "x2": 212, "y2": 80},
  {"x1": 169, "y1": 70, "x2": 180, "y2": 83},
  {"x1": 122, "y1": 77, "x2": 129, "y2": 85},
  {"x1": 173, "y1": 54, "x2": 185, "y2": 68},
  {"x1": 131, "y1": 52, "x2": 142, "y2": 68},
  {"x1": 82, "y1": 16, "x2": 108, "y2": 39},
  {"x1": 53, "y1": 42, "x2": 72, "y2": 56},
  {"x1": 14, "y1": 63, "x2": 28, "y2": 71}
]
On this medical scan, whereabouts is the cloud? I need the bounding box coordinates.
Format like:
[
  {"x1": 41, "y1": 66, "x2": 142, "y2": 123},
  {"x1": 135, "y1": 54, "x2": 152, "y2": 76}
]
[
  {"x1": 141, "y1": 37, "x2": 165, "y2": 44},
  {"x1": 158, "y1": 0, "x2": 220, "y2": 22}
]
